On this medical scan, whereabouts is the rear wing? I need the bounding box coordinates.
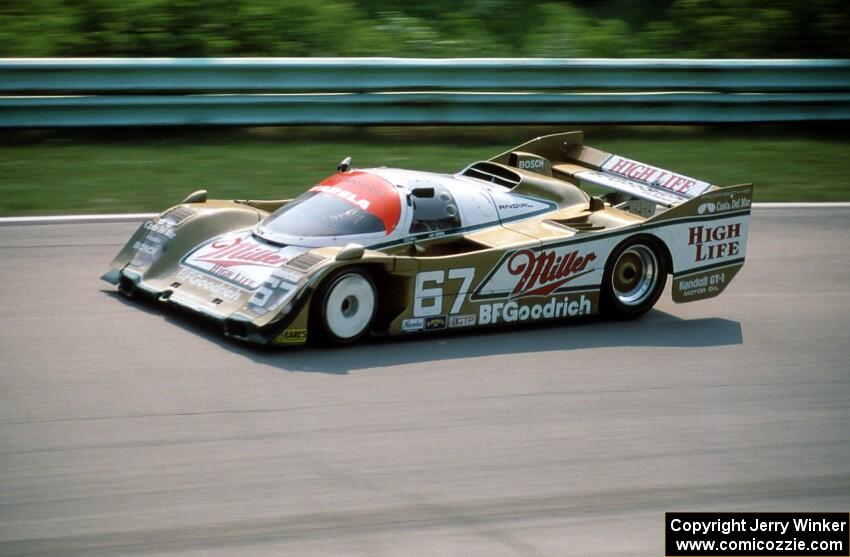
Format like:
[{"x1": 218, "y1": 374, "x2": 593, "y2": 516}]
[{"x1": 489, "y1": 131, "x2": 717, "y2": 209}]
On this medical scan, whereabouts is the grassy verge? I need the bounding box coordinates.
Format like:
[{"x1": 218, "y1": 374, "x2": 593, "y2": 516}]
[{"x1": 1, "y1": 126, "x2": 848, "y2": 216}]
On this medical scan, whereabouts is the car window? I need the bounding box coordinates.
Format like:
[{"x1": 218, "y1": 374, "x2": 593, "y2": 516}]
[
  {"x1": 409, "y1": 185, "x2": 462, "y2": 234},
  {"x1": 262, "y1": 192, "x2": 387, "y2": 237},
  {"x1": 259, "y1": 171, "x2": 402, "y2": 239}
]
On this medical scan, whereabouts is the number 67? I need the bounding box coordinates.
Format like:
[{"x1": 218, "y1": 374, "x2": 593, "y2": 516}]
[{"x1": 413, "y1": 268, "x2": 475, "y2": 317}]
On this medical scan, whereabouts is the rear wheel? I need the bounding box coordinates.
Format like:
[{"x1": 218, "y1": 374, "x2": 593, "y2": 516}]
[
  {"x1": 314, "y1": 269, "x2": 376, "y2": 345},
  {"x1": 601, "y1": 237, "x2": 667, "y2": 318}
]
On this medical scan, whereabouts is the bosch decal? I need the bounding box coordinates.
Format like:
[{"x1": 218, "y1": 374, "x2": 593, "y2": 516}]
[{"x1": 518, "y1": 159, "x2": 545, "y2": 170}]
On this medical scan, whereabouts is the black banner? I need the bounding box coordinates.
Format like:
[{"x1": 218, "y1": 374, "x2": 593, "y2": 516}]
[{"x1": 666, "y1": 512, "x2": 849, "y2": 556}]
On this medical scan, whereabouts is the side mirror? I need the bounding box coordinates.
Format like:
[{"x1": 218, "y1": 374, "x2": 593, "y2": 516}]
[{"x1": 411, "y1": 187, "x2": 435, "y2": 198}]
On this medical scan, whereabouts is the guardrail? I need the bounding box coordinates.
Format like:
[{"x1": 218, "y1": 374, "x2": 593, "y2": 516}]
[{"x1": 1, "y1": 58, "x2": 849, "y2": 126}]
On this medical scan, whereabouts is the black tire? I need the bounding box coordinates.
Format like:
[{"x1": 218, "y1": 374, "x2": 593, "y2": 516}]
[
  {"x1": 600, "y1": 236, "x2": 668, "y2": 319},
  {"x1": 312, "y1": 268, "x2": 377, "y2": 345}
]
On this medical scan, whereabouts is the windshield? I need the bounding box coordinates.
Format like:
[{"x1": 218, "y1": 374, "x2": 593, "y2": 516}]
[{"x1": 258, "y1": 171, "x2": 401, "y2": 239}]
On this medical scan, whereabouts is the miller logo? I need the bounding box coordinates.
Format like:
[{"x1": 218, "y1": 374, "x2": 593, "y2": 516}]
[
  {"x1": 473, "y1": 247, "x2": 598, "y2": 300},
  {"x1": 194, "y1": 237, "x2": 288, "y2": 268},
  {"x1": 506, "y1": 249, "x2": 597, "y2": 297},
  {"x1": 183, "y1": 232, "x2": 306, "y2": 290}
]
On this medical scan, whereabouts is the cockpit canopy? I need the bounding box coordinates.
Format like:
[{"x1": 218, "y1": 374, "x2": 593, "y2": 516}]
[{"x1": 256, "y1": 172, "x2": 402, "y2": 243}]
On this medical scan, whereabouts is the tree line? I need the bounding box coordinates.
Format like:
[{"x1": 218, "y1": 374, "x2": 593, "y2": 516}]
[{"x1": 1, "y1": 0, "x2": 847, "y2": 58}]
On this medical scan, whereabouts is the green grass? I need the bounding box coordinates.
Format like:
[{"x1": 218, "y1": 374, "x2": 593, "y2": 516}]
[{"x1": 1, "y1": 127, "x2": 848, "y2": 216}]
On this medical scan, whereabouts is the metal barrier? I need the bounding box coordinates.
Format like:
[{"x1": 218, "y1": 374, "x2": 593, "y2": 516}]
[{"x1": 1, "y1": 58, "x2": 848, "y2": 126}]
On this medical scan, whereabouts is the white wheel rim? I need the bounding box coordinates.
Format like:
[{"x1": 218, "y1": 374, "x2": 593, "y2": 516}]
[{"x1": 324, "y1": 274, "x2": 375, "y2": 339}]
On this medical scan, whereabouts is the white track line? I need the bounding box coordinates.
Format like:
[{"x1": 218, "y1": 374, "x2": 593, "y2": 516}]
[
  {"x1": 0, "y1": 213, "x2": 157, "y2": 225},
  {"x1": 0, "y1": 203, "x2": 848, "y2": 225},
  {"x1": 752, "y1": 202, "x2": 850, "y2": 208}
]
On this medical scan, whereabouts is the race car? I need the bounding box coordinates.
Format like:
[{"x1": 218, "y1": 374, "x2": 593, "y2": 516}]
[{"x1": 102, "y1": 131, "x2": 752, "y2": 346}]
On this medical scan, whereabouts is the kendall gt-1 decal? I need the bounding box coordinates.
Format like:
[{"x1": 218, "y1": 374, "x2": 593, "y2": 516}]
[{"x1": 672, "y1": 264, "x2": 743, "y2": 303}]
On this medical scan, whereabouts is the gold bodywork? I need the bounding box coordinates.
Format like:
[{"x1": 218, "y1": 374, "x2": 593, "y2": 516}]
[{"x1": 103, "y1": 132, "x2": 752, "y2": 346}]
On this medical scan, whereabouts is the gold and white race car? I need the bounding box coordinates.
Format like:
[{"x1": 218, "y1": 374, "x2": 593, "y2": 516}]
[{"x1": 102, "y1": 132, "x2": 752, "y2": 346}]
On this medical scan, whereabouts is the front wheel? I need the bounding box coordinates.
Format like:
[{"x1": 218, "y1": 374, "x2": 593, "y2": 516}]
[
  {"x1": 601, "y1": 238, "x2": 667, "y2": 318},
  {"x1": 314, "y1": 269, "x2": 377, "y2": 345}
]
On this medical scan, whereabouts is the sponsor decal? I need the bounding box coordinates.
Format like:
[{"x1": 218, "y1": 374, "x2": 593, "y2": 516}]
[
  {"x1": 176, "y1": 267, "x2": 243, "y2": 302},
  {"x1": 448, "y1": 314, "x2": 476, "y2": 328},
  {"x1": 475, "y1": 248, "x2": 598, "y2": 300},
  {"x1": 425, "y1": 315, "x2": 447, "y2": 330},
  {"x1": 518, "y1": 158, "x2": 545, "y2": 170},
  {"x1": 696, "y1": 190, "x2": 752, "y2": 214},
  {"x1": 697, "y1": 201, "x2": 716, "y2": 214},
  {"x1": 689, "y1": 223, "x2": 742, "y2": 262},
  {"x1": 310, "y1": 184, "x2": 371, "y2": 210},
  {"x1": 673, "y1": 265, "x2": 743, "y2": 302},
  {"x1": 311, "y1": 171, "x2": 401, "y2": 234},
  {"x1": 183, "y1": 232, "x2": 306, "y2": 290},
  {"x1": 498, "y1": 202, "x2": 535, "y2": 210},
  {"x1": 274, "y1": 268, "x2": 304, "y2": 284},
  {"x1": 628, "y1": 199, "x2": 656, "y2": 217},
  {"x1": 489, "y1": 190, "x2": 556, "y2": 221},
  {"x1": 602, "y1": 155, "x2": 711, "y2": 197},
  {"x1": 401, "y1": 317, "x2": 425, "y2": 332},
  {"x1": 273, "y1": 329, "x2": 308, "y2": 345},
  {"x1": 133, "y1": 239, "x2": 159, "y2": 256},
  {"x1": 479, "y1": 294, "x2": 593, "y2": 325},
  {"x1": 129, "y1": 220, "x2": 172, "y2": 270},
  {"x1": 143, "y1": 219, "x2": 178, "y2": 239},
  {"x1": 579, "y1": 170, "x2": 688, "y2": 207}
]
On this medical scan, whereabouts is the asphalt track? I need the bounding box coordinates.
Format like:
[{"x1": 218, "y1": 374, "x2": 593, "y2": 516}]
[{"x1": 0, "y1": 207, "x2": 848, "y2": 556}]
